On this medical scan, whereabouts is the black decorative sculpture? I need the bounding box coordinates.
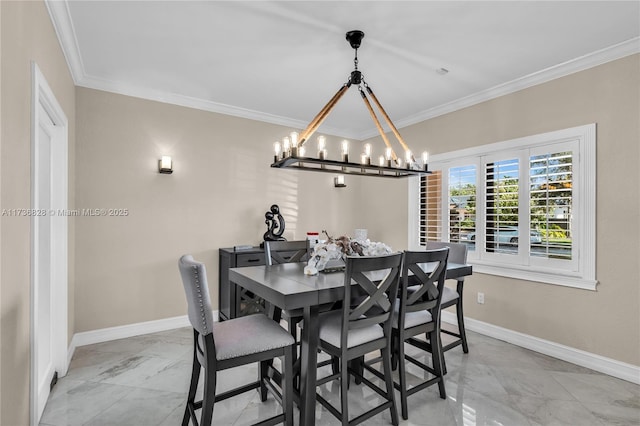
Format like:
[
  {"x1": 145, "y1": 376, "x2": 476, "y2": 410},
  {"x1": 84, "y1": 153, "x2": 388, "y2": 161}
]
[{"x1": 263, "y1": 204, "x2": 286, "y2": 243}]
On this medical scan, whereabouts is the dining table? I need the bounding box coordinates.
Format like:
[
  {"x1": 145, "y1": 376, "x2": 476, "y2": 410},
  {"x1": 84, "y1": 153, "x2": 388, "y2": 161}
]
[{"x1": 229, "y1": 259, "x2": 472, "y2": 426}]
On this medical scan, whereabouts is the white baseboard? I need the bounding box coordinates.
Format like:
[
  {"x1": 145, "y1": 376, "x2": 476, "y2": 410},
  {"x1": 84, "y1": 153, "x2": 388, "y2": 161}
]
[
  {"x1": 66, "y1": 312, "x2": 218, "y2": 372},
  {"x1": 64, "y1": 310, "x2": 639, "y2": 385},
  {"x1": 441, "y1": 311, "x2": 640, "y2": 385}
]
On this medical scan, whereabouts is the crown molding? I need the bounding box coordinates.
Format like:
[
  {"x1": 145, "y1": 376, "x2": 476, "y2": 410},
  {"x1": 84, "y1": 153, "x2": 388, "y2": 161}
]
[
  {"x1": 359, "y1": 36, "x2": 640, "y2": 140},
  {"x1": 46, "y1": 0, "x2": 638, "y2": 141},
  {"x1": 45, "y1": 0, "x2": 85, "y2": 84},
  {"x1": 75, "y1": 74, "x2": 362, "y2": 140}
]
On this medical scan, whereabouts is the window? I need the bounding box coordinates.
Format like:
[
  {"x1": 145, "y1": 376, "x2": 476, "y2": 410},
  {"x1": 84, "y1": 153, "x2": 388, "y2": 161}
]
[{"x1": 411, "y1": 124, "x2": 596, "y2": 290}]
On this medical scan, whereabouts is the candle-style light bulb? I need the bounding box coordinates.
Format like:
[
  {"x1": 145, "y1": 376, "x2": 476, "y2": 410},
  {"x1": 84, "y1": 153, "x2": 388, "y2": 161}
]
[
  {"x1": 290, "y1": 132, "x2": 299, "y2": 147},
  {"x1": 422, "y1": 151, "x2": 429, "y2": 171},
  {"x1": 274, "y1": 141, "x2": 281, "y2": 162},
  {"x1": 283, "y1": 136, "x2": 295, "y2": 157},
  {"x1": 379, "y1": 155, "x2": 385, "y2": 166},
  {"x1": 361, "y1": 142, "x2": 371, "y2": 166},
  {"x1": 385, "y1": 147, "x2": 392, "y2": 160},
  {"x1": 405, "y1": 150, "x2": 412, "y2": 169},
  {"x1": 341, "y1": 140, "x2": 349, "y2": 162},
  {"x1": 317, "y1": 136, "x2": 326, "y2": 160},
  {"x1": 299, "y1": 146, "x2": 306, "y2": 157}
]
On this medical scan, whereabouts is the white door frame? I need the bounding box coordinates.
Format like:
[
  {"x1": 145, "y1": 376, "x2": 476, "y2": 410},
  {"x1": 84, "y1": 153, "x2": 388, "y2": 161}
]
[{"x1": 30, "y1": 62, "x2": 68, "y2": 425}]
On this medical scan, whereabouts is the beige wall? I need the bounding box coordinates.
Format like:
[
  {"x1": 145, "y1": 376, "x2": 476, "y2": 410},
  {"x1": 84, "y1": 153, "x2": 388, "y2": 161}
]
[
  {"x1": 74, "y1": 88, "x2": 357, "y2": 332},
  {"x1": 76, "y1": 56, "x2": 640, "y2": 366},
  {"x1": 361, "y1": 54, "x2": 640, "y2": 366},
  {"x1": 0, "y1": 1, "x2": 76, "y2": 424}
]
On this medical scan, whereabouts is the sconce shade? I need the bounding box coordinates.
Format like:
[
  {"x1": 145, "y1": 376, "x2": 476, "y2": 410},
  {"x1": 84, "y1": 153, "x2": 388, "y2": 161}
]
[
  {"x1": 334, "y1": 175, "x2": 346, "y2": 188},
  {"x1": 159, "y1": 156, "x2": 173, "y2": 174}
]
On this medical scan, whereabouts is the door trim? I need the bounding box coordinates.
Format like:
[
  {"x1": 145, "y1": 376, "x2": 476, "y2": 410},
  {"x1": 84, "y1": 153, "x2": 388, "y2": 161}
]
[{"x1": 30, "y1": 62, "x2": 68, "y2": 425}]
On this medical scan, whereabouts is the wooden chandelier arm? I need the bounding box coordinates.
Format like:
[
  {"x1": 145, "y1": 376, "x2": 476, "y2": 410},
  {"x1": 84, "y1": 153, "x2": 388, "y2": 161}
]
[
  {"x1": 366, "y1": 85, "x2": 415, "y2": 162},
  {"x1": 299, "y1": 84, "x2": 350, "y2": 146},
  {"x1": 359, "y1": 89, "x2": 397, "y2": 161}
]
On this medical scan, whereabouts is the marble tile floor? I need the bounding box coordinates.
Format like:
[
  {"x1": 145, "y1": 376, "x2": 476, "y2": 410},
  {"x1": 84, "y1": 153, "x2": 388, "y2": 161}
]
[{"x1": 40, "y1": 324, "x2": 640, "y2": 426}]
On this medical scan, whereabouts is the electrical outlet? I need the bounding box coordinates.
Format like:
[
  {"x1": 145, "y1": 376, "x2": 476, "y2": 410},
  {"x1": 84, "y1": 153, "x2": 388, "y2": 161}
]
[{"x1": 477, "y1": 292, "x2": 485, "y2": 304}]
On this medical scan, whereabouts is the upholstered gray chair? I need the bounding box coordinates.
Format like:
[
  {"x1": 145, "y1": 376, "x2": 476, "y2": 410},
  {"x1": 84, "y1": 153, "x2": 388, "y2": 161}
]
[
  {"x1": 316, "y1": 253, "x2": 403, "y2": 426},
  {"x1": 426, "y1": 241, "x2": 469, "y2": 354},
  {"x1": 178, "y1": 255, "x2": 295, "y2": 426},
  {"x1": 391, "y1": 248, "x2": 449, "y2": 420}
]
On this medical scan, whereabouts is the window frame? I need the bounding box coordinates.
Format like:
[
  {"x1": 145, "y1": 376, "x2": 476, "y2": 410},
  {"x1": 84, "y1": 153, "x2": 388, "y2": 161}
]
[{"x1": 408, "y1": 123, "x2": 597, "y2": 290}]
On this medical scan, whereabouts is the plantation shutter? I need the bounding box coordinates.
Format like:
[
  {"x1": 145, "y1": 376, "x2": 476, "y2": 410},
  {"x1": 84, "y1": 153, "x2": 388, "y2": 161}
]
[{"x1": 420, "y1": 171, "x2": 442, "y2": 244}]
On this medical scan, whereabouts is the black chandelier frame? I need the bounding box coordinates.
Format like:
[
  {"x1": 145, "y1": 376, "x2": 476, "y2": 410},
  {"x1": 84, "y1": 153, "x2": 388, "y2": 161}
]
[{"x1": 270, "y1": 30, "x2": 430, "y2": 179}]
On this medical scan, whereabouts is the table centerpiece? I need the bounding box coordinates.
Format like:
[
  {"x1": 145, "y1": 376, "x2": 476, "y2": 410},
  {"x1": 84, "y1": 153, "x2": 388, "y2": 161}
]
[{"x1": 304, "y1": 230, "x2": 393, "y2": 275}]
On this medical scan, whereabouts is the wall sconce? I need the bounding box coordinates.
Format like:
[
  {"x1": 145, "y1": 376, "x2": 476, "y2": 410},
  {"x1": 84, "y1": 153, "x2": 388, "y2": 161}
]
[
  {"x1": 334, "y1": 175, "x2": 346, "y2": 188},
  {"x1": 158, "y1": 156, "x2": 173, "y2": 174}
]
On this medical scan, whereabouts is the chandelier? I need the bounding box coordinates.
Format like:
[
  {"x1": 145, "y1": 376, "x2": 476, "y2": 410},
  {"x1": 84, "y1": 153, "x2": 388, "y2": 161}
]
[{"x1": 270, "y1": 30, "x2": 430, "y2": 178}]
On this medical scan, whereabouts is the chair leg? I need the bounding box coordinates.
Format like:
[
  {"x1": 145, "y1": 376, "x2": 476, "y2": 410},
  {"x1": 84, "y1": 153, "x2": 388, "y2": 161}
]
[
  {"x1": 200, "y1": 367, "x2": 217, "y2": 426},
  {"x1": 288, "y1": 318, "x2": 300, "y2": 389},
  {"x1": 331, "y1": 355, "x2": 339, "y2": 376},
  {"x1": 456, "y1": 296, "x2": 469, "y2": 354},
  {"x1": 183, "y1": 338, "x2": 201, "y2": 426},
  {"x1": 436, "y1": 316, "x2": 449, "y2": 375},
  {"x1": 430, "y1": 330, "x2": 447, "y2": 399},
  {"x1": 340, "y1": 355, "x2": 350, "y2": 426},
  {"x1": 283, "y1": 346, "x2": 294, "y2": 426},
  {"x1": 347, "y1": 357, "x2": 364, "y2": 386},
  {"x1": 397, "y1": 332, "x2": 409, "y2": 421},
  {"x1": 259, "y1": 359, "x2": 269, "y2": 401},
  {"x1": 382, "y1": 347, "x2": 399, "y2": 426},
  {"x1": 390, "y1": 329, "x2": 399, "y2": 371}
]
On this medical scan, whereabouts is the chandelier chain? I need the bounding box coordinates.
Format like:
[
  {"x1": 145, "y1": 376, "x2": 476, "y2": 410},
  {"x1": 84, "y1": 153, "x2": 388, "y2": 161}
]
[{"x1": 354, "y1": 47, "x2": 359, "y2": 70}]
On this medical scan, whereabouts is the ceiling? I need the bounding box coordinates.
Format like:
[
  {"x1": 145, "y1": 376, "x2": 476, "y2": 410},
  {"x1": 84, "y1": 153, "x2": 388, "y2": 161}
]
[{"x1": 48, "y1": 1, "x2": 639, "y2": 140}]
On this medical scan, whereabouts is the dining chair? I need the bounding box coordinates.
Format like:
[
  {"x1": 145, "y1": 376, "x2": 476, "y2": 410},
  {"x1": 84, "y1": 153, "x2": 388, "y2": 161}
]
[
  {"x1": 315, "y1": 253, "x2": 403, "y2": 426},
  {"x1": 264, "y1": 240, "x2": 311, "y2": 344},
  {"x1": 178, "y1": 255, "x2": 295, "y2": 426},
  {"x1": 264, "y1": 239, "x2": 338, "y2": 386},
  {"x1": 426, "y1": 241, "x2": 469, "y2": 354},
  {"x1": 264, "y1": 239, "x2": 311, "y2": 265},
  {"x1": 391, "y1": 248, "x2": 449, "y2": 420}
]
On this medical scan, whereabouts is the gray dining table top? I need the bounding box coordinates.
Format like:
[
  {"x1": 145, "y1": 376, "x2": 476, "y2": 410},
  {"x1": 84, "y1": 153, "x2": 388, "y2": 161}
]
[{"x1": 229, "y1": 261, "x2": 472, "y2": 311}]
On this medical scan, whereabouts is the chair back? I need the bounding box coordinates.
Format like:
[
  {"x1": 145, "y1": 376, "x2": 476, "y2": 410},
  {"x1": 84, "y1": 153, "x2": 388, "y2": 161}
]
[
  {"x1": 341, "y1": 253, "x2": 403, "y2": 343},
  {"x1": 426, "y1": 241, "x2": 466, "y2": 264},
  {"x1": 426, "y1": 241, "x2": 466, "y2": 280},
  {"x1": 179, "y1": 255, "x2": 215, "y2": 336},
  {"x1": 399, "y1": 248, "x2": 449, "y2": 326},
  {"x1": 264, "y1": 240, "x2": 310, "y2": 266}
]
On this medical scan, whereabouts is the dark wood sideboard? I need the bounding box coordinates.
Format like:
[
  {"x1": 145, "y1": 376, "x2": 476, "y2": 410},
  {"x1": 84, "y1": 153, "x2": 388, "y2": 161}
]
[{"x1": 218, "y1": 246, "x2": 299, "y2": 321}]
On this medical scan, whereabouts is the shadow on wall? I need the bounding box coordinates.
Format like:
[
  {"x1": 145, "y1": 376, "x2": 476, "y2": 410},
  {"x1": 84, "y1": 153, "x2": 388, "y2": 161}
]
[
  {"x1": 232, "y1": 146, "x2": 300, "y2": 241},
  {"x1": 265, "y1": 170, "x2": 299, "y2": 241}
]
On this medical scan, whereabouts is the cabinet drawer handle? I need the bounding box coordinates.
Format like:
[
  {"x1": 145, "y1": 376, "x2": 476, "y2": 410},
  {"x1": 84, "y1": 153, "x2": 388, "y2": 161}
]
[{"x1": 247, "y1": 258, "x2": 260, "y2": 263}]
